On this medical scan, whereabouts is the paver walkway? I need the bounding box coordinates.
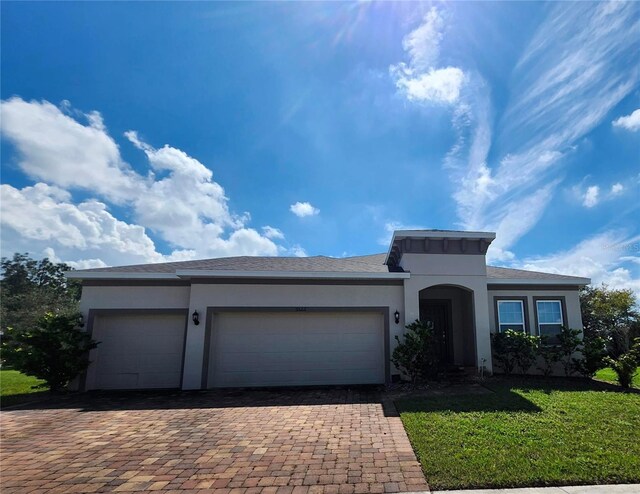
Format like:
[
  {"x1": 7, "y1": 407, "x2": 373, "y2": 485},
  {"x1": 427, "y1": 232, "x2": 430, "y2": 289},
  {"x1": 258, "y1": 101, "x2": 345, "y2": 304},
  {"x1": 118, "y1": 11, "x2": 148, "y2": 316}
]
[{"x1": 1, "y1": 387, "x2": 429, "y2": 493}]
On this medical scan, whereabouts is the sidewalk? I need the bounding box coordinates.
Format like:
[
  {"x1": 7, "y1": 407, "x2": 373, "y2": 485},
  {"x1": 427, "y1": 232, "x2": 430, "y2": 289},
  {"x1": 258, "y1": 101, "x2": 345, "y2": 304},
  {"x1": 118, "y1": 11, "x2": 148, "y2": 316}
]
[{"x1": 425, "y1": 484, "x2": 640, "y2": 494}]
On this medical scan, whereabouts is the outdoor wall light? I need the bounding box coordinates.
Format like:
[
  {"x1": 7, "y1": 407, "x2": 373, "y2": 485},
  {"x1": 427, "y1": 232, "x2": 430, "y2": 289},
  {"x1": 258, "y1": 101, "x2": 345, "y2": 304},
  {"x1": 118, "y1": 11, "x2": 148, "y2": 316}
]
[
  {"x1": 394, "y1": 310, "x2": 400, "y2": 324},
  {"x1": 192, "y1": 310, "x2": 200, "y2": 326}
]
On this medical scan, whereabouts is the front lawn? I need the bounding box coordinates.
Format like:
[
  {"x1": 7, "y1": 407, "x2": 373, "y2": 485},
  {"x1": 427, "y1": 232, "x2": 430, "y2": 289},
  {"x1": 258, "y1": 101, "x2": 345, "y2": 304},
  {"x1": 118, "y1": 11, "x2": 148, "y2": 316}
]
[
  {"x1": 0, "y1": 369, "x2": 49, "y2": 407},
  {"x1": 595, "y1": 367, "x2": 640, "y2": 388},
  {"x1": 396, "y1": 378, "x2": 640, "y2": 490}
]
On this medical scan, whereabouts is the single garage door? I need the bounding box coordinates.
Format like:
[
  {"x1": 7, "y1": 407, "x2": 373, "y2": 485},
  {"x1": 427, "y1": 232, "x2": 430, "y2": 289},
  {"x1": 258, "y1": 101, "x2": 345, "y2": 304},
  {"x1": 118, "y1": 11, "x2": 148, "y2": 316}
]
[
  {"x1": 208, "y1": 311, "x2": 385, "y2": 387},
  {"x1": 91, "y1": 313, "x2": 187, "y2": 390}
]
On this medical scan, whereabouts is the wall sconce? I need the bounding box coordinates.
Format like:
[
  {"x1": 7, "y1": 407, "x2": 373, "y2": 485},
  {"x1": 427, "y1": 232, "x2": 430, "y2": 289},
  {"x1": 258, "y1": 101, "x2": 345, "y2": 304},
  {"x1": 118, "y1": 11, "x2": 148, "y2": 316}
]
[
  {"x1": 192, "y1": 310, "x2": 200, "y2": 326},
  {"x1": 394, "y1": 310, "x2": 400, "y2": 325}
]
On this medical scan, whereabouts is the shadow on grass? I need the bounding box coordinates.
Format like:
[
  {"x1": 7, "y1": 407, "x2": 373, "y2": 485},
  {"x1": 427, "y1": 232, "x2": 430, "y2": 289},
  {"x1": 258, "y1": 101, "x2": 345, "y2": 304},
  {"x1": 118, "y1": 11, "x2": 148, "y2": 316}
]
[
  {"x1": 396, "y1": 388, "x2": 543, "y2": 413},
  {"x1": 395, "y1": 376, "x2": 639, "y2": 414},
  {"x1": 487, "y1": 375, "x2": 640, "y2": 395}
]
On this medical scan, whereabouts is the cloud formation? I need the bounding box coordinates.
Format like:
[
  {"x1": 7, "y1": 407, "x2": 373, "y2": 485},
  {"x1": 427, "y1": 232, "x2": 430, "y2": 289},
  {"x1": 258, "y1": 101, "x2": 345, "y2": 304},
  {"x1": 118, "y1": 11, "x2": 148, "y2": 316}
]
[
  {"x1": 612, "y1": 108, "x2": 640, "y2": 131},
  {"x1": 582, "y1": 186, "x2": 600, "y2": 208},
  {"x1": 290, "y1": 201, "x2": 319, "y2": 218},
  {"x1": 440, "y1": 2, "x2": 639, "y2": 260},
  {"x1": 390, "y1": 8, "x2": 465, "y2": 105},
  {"x1": 0, "y1": 98, "x2": 287, "y2": 266}
]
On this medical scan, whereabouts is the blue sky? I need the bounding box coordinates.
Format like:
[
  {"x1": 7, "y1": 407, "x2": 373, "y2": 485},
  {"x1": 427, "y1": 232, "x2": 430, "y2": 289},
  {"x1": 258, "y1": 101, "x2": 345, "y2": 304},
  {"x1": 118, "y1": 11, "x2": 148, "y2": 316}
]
[{"x1": 1, "y1": 2, "x2": 639, "y2": 293}]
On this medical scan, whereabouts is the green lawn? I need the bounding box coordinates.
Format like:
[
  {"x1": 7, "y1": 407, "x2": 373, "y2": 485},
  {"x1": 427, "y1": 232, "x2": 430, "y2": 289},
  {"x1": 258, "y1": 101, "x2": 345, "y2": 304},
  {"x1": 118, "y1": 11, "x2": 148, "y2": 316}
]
[
  {"x1": 595, "y1": 367, "x2": 640, "y2": 388},
  {"x1": 396, "y1": 378, "x2": 640, "y2": 490},
  {"x1": 0, "y1": 369, "x2": 49, "y2": 407}
]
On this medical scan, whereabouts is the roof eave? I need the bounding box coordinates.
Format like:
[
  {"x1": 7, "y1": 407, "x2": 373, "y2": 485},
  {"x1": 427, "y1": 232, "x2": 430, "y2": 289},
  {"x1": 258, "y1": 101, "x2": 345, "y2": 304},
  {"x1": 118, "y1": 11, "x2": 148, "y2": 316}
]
[
  {"x1": 65, "y1": 270, "x2": 411, "y2": 281},
  {"x1": 488, "y1": 277, "x2": 591, "y2": 286}
]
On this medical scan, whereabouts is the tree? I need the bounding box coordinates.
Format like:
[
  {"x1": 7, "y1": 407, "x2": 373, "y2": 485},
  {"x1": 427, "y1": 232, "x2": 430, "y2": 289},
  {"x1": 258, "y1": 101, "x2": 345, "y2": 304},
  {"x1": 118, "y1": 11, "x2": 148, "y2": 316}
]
[
  {"x1": 1, "y1": 253, "x2": 81, "y2": 336},
  {"x1": 580, "y1": 285, "x2": 639, "y2": 357},
  {"x1": 1, "y1": 312, "x2": 98, "y2": 391}
]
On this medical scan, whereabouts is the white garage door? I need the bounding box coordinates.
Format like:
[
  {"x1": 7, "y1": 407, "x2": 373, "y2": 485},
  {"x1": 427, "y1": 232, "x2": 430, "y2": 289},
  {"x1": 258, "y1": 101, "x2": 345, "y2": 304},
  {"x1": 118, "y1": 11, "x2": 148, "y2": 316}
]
[
  {"x1": 92, "y1": 313, "x2": 186, "y2": 390},
  {"x1": 209, "y1": 311, "x2": 385, "y2": 387}
]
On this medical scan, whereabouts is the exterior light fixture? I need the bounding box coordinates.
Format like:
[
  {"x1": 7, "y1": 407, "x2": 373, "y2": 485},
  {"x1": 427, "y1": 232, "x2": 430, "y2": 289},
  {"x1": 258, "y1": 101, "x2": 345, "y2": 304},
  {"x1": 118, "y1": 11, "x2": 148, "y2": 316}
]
[
  {"x1": 394, "y1": 310, "x2": 400, "y2": 324},
  {"x1": 192, "y1": 310, "x2": 200, "y2": 326}
]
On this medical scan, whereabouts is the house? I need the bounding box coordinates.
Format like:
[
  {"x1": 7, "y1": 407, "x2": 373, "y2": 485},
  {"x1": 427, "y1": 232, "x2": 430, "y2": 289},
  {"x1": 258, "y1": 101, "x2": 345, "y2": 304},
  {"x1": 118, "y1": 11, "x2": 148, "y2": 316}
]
[{"x1": 66, "y1": 230, "x2": 591, "y2": 390}]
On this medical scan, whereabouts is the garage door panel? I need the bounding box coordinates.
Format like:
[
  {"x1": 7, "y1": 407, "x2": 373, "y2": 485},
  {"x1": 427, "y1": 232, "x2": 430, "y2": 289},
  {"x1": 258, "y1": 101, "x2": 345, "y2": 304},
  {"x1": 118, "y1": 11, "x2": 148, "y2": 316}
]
[
  {"x1": 92, "y1": 313, "x2": 186, "y2": 390},
  {"x1": 210, "y1": 311, "x2": 385, "y2": 387}
]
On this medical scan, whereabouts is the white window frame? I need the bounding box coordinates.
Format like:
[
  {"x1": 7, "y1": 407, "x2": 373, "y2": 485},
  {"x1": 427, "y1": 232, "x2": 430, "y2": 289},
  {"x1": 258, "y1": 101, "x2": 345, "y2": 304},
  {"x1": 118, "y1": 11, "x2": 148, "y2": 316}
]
[
  {"x1": 497, "y1": 300, "x2": 526, "y2": 333},
  {"x1": 536, "y1": 299, "x2": 564, "y2": 337}
]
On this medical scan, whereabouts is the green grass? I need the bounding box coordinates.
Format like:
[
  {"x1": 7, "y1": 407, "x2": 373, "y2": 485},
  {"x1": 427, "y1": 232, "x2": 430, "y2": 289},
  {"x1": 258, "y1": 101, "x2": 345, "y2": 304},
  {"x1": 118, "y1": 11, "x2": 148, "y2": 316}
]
[
  {"x1": 595, "y1": 367, "x2": 640, "y2": 388},
  {"x1": 0, "y1": 369, "x2": 49, "y2": 407},
  {"x1": 396, "y1": 378, "x2": 640, "y2": 490}
]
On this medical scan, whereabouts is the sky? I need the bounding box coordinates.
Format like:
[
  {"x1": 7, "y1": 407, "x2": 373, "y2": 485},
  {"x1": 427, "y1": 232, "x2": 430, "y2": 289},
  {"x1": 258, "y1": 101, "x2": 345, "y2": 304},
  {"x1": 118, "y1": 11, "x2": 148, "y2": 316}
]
[{"x1": 1, "y1": 1, "x2": 639, "y2": 294}]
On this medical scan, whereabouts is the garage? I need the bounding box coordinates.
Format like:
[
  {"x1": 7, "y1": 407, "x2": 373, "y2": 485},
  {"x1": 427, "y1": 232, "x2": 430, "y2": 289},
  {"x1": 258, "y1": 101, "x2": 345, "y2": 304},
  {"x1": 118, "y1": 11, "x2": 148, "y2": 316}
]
[
  {"x1": 90, "y1": 312, "x2": 187, "y2": 390},
  {"x1": 207, "y1": 310, "x2": 386, "y2": 387}
]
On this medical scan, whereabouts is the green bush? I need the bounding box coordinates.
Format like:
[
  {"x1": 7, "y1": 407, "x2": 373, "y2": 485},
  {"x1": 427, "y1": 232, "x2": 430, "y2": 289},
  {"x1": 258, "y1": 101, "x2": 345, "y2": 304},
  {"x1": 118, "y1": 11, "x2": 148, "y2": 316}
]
[
  {"x1": 576, "y1": 335, "x2": 608, "y2": 377},
  {"x1": 391, "y1": 319, "x2": 440, "y2": 384},
  {"x1": 537, "y1": 337, "x2": 561, "y2": 376},
  {"x1": 556, "y1": 327, "x2": 583, "y2": 376},
  {"x1": 604, "y1": 338, "x2": 640, "y2": 388},
  {"x1": 491, "y1": 330, "x2": 540, "y2": 375},
  {"x1": 1, "y1": 312, "x2": 98, "y2": 391}
]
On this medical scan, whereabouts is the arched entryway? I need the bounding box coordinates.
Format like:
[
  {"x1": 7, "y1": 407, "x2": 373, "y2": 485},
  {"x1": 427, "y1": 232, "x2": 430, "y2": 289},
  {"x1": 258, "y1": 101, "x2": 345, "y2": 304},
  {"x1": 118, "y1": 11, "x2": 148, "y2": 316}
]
[{"x1": 419, "y1": 284, "x2": 476, "y2": 368}]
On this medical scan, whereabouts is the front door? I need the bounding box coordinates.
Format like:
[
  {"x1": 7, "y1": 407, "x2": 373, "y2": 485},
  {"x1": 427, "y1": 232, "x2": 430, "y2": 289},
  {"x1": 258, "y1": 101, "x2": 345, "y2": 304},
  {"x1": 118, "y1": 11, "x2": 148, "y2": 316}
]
[{"x1": 420, "y1": 301, "x2": 453, "y2": 366}]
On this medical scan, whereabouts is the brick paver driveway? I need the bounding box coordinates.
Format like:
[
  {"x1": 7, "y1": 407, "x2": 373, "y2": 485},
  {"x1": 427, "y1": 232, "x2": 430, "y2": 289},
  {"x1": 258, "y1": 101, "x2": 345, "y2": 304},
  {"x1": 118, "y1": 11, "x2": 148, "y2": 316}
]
[{"x1": 1, "y1": 388, "x2": 428, "y2": 493}]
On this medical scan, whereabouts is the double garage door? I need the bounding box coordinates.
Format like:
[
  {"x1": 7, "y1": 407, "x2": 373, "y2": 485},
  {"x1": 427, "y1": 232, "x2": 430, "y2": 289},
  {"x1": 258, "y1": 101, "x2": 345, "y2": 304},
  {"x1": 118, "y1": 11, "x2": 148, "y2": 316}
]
[
  {"x1": 208, "y1": 311, "x2": 386, "y2": 387},
  {"x1": 90, "y1": 310, "x2": 385, "y2": 390}
]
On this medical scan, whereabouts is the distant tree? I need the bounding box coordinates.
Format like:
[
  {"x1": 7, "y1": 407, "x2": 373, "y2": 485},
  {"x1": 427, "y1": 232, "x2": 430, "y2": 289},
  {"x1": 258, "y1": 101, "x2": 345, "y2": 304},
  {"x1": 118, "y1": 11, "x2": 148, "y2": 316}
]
[
  {"x1": 1, "y1": 253, "x2": 81, "y2": 336},
  {"x1": 580, "y1": 285, "x2": 639, "y2": 357}
]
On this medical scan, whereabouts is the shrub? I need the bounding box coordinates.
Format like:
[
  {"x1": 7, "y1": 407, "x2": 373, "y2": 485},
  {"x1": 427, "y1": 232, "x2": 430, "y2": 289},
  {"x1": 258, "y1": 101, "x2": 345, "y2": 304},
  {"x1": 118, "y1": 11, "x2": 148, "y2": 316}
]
[
  {"x1": 391, "y1": 319, "x2": 440, "y2": 384},
  {"x1": 491, "y1": 330, "x2": 539, "y2": 375},
  {"x1": 556, "y1": 327, "x2": 583, "y2": 376},
  {"x1": 604, "y1": 338, "x2": 640, "y2": 388},
  {"x1": 1, "y1": 312, "x2": 98, "y2": 391},
  {"x1": 537, "y1": 337, "x2": 561, "y2": 376},
  {"x1": 576, "y1": 335, "x2": 608, "y2": 377}
]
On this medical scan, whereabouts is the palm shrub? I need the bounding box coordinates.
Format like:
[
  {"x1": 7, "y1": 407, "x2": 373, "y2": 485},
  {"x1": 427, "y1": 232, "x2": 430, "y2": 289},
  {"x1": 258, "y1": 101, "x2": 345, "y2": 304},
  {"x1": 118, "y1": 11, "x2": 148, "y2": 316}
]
[
  {"x1": 1, "y1": 312, "x2": 98, "y2": 391},
  {"x1": 391, "y1": 319, "x2": 440, "y2": 384}
]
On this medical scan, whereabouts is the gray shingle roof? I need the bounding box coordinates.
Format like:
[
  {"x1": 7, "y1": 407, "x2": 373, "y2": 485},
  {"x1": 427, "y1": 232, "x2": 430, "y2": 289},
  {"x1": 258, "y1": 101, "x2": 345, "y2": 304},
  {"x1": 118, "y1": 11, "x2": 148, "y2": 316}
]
[{"x1": 72, "y1": 253, "x2": 585, "y2": 282}]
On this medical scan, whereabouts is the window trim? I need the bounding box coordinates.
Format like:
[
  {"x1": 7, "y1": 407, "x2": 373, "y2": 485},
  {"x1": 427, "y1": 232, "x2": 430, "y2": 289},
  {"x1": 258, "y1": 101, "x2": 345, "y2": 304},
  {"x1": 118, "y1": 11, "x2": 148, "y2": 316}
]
[
  {"x1": 494, "y1": 297, "x2": 529, "y2": 334},
  {"x1": 533, "y1": 296, "x2": 567, "y2": 338}
]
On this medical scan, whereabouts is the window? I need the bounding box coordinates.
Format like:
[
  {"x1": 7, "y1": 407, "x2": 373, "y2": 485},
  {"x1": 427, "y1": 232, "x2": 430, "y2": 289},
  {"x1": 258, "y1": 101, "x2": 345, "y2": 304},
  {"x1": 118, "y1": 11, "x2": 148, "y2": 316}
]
[
  {"x1": 536, "y1": 300, "x2": 564, "y2": 343},
  {"x1": 497, "y1": 300, "x2": 525, "y2": 333}
]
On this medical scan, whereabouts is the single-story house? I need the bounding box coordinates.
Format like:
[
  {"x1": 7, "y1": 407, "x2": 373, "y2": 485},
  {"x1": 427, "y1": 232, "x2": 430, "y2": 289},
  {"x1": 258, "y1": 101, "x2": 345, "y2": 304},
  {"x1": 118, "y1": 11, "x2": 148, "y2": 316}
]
[{"x1": 66, "y1": 230, "x2": 591, "y2": 390}]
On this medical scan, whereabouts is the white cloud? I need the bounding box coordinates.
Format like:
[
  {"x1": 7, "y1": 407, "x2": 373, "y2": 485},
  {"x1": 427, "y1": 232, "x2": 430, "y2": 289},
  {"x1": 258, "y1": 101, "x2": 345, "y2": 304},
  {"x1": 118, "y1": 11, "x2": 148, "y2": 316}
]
[
  {"x1": 582, "y1": 185, "x2": 600, "y2": 208},
  {"x1": 262, "y1": 226, "x2": 285, "y2": 240},
  {"x1": 290, "y1": 201, "x2": 319, "y2": 218},
  {"x1": 289, "y1": 245, "x2": 308, "y2": 257},
  {"x1": 612, "y1": 108, "x2": 640, "y2": 131},
  {"x1": 402, "y1": 7, "x2": 445, "y2": 71},
  {"x1": 514, "y1": 231, "x2": 640, "y2": 298},
  {"x1": 0, "y1": 99, "x2": 289, "y2": 266},
  {"x1": 390, "y1": 8, "x2": 465, "y2": 105},
  {"x1": 392, "y1": 66, "x2": 465, "y2": 105},
  {"x1": 0, "y1": 183, "x2": 190, "y2": 266},
  {"x1": 0, "y1": 97, "x2": 142, "y2": 203},
  {"x1": 443, "y1": 2, "x2": 639, "y2": 254},
  {"x1": 611, "y1": 182, "x2": 624, "y2": 195}
]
